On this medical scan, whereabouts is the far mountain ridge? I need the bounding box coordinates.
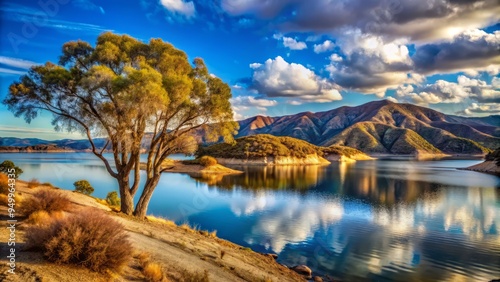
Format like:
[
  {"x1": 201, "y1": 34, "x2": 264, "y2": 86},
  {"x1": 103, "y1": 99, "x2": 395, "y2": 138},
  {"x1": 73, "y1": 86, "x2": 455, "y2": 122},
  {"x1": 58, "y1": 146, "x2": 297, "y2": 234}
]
[{"x1": 1, "y1": 100, "x2": 499, "y2": 155}]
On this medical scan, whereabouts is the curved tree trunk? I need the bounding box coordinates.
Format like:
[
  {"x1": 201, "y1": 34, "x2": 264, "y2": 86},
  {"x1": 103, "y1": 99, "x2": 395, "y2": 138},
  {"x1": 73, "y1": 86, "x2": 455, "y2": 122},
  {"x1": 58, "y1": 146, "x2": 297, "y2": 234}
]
[{"x1": 133, "y1": 175, "x2": 161, "y2": 218}]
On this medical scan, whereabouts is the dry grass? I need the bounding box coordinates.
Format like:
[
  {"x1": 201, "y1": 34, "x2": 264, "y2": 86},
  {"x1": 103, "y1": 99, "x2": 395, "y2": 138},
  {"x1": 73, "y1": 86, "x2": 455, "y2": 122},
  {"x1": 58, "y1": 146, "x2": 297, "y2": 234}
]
[
  {"x1": 20, "y1": 189, "x2": 72, "y2": 216},
  {"x1": 26, "y1": 210, "x2": 65, "y2": 226},
  {"x1": 135, "y1": 251, "x2": 151, "y2": 268},
  {"x1": 146, "y1": 215, "x2": 176, "y2": 227},
  {"x1": 181, "y1": 270, "x2": 210, "y2": 282},
  {"x1": 25, "y1": 208, "x2": 132, "y2": 273},
  {"x1": 0, "y1": 173, "x2": 8, "y2": 194},
  {"x1": 143, "y1": 262, "x2": 166, "y2": 282},
  {"x1": 0, "y1": 193, "x2": 24, "y2": 208},
  {"x1": 179, "y1": 222, "x2": 198, "y2": 233},
  {"x1": 27, "y1": 178, "x2": 41, "y2": 189}
]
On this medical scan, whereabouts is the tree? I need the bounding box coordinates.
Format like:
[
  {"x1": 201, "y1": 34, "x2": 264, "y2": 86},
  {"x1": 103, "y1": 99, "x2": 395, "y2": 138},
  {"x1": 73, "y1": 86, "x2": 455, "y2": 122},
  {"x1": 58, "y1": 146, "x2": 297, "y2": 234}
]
[
  {"x1": 106, "y1": 191, "x2": 120, "y2": 207},
  {"x1": 73, "y1": 180, "x2": 94, "y2": 195},
  {"x1": 4, "y1": 32, "x2": 238, "y2": 217},
  {"x1": 0, "y1": 160, "x2": 23, "y2": 179}
]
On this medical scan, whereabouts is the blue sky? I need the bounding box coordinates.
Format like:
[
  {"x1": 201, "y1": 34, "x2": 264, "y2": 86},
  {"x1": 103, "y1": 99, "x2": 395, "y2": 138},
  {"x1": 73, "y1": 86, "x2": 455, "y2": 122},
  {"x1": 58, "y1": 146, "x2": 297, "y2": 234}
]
[{"x1": 0, "y1": 0, "x2": 499, "y2": 139}]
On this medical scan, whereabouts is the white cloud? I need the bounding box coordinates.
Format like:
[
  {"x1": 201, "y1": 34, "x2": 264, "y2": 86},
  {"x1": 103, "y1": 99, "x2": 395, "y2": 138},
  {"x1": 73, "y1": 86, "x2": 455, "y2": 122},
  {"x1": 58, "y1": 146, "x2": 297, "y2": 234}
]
[
  {"x1": 313, "y1": 40, "x2": 335, "y2": 53},
  {"x1": 386, "y1": 96, "x2": 398, "y2": 103},
  {"x1": 0, "y1": 56, "x2": 37, "y2": 69},
  {"x1": 327, "y1": 34, "x2": 414, "y2": 96},
  {"x1": 250, "y1": 56, "x2": 342, "y2": 103},
  {"x1": 397, "y1": 75, "x2": 500, "y2": 105},
  {"x1": 160, "y1": 0, "x2": 195, "y2": 17},
  {"x1": 282, "y1": 37, "x2": 307, "y2": 50},
  {"x1": 231, "y1": 95, "x2": 278, "y2": 108},
  {"x1": 461, "y1": 103, "x2": 500, "y2": 115},
  {"x1": 0, "y1": 68, "x2": 27, "y2": 75}
]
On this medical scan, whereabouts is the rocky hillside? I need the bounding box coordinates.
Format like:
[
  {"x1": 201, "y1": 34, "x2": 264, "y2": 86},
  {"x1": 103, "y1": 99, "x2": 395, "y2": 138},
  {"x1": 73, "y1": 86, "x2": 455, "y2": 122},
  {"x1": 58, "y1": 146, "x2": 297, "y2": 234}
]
[
  {"x1": 236, "y1": 100, "x2": 499, "y2": 155},
  {"x1": 197, "y1": 134, "x2": 371, "y2": 164}
]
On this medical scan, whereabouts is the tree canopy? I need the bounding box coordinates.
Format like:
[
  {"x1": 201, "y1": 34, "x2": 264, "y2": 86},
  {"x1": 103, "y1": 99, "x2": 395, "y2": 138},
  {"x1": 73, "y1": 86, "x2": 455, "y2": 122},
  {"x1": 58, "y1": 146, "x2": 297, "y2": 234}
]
[{"x1": 4, "y1": 32, "x2": 238, "y2": 217}]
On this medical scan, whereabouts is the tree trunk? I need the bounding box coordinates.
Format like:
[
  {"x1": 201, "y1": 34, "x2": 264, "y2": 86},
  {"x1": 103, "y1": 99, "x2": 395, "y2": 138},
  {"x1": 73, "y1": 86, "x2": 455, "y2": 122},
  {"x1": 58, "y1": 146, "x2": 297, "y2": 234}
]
[
  {"x1": 119, "y1": 179, "x2": 134, "y2": 215},
  {"x1": 133, "y1": 176, "x2": 161, "y2": 218}
]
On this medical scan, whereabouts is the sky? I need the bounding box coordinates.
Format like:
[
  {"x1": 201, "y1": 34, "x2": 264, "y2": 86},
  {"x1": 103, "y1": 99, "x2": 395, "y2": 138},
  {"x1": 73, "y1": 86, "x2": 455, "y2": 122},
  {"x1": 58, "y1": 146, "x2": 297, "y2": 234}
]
[{"x1": 0, "y1": 0, "x2": 499, "y2": 140}]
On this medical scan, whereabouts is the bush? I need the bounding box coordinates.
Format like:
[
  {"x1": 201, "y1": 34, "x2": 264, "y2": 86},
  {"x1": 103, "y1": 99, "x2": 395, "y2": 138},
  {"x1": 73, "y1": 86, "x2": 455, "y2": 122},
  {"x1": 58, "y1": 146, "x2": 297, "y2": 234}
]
[
  {"x1": 0, "y1": 173, "x2": 9, "y2": 194},
  {"x1": 73, "y1": 180, "x2": 94, "y2": 196},
  {"x1": 0, "y1": 160, "x2": 23, "y2": 179},
  {"x1": 25, "y1": 208, "x2": 132, "y2": 273},
  {"x1": 106, "y1": 191, "x2": 120, "y2": 207},
  {"x1": 21, "y1": 189, "x2": 71, "y2": 216},
  {"x1": 28, "y1": 178, "x2": 41, "y2": 189},
  {"x1": 143, "y1": 262, "x2": 165, "y2": 282},
  {"x1": 199, "y1": 156, "x2": 217, "y2": 167}
]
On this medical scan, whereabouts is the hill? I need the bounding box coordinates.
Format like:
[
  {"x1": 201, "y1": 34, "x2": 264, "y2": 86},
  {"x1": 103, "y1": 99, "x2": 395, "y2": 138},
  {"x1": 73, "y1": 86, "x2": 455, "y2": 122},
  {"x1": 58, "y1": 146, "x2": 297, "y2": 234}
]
[
  {"x1": 236, "y1": 100, "x2": 499, "y2": 155},
  {"x1": 197, "y1": 134, "x2": 371, "y2": 165}
]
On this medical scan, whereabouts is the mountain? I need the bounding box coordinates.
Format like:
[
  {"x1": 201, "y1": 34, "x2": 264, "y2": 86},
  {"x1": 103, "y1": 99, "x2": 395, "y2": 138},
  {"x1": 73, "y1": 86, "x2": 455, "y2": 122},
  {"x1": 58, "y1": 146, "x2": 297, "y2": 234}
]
[
  {"x1": 2, "y1": 100, "x2": 498, "y2": 155},
  {"x1": 236, "y1": 100, "x2": 500, "y2": 155}
]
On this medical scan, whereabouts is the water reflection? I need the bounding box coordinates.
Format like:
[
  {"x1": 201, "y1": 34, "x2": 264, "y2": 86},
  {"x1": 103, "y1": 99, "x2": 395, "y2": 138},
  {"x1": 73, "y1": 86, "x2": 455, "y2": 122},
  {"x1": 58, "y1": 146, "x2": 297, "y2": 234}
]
[
  {"x1": 194, "y1": 165, "x2": 327, "y2": 192},
  {"x1": 3, "y1": 153, "x2": 500, "y2": 281}
]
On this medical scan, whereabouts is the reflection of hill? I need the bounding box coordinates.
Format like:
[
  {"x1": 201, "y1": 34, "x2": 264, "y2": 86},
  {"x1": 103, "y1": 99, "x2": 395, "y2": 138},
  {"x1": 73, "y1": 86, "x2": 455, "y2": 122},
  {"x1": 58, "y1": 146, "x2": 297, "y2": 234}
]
[{"x1": 192, "y1": 165, "x2": 326, "y2": 191}]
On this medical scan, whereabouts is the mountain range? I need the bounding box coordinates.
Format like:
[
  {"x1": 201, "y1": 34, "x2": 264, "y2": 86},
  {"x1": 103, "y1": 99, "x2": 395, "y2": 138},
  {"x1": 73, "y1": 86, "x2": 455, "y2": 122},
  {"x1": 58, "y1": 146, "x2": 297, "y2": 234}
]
[
  {"x1": 1, "y1": 100, "x2": 499, "y2": 155},
  {"x1": 236, "y1": 100, "x2": 499, "y2": 155}
]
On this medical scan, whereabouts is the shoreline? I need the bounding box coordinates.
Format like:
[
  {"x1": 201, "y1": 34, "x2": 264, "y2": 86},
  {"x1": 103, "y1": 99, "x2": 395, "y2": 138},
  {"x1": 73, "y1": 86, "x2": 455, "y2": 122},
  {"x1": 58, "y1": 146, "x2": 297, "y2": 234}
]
[{"x1": 0, "y1": 179, "x2": 309, "y2": 281}]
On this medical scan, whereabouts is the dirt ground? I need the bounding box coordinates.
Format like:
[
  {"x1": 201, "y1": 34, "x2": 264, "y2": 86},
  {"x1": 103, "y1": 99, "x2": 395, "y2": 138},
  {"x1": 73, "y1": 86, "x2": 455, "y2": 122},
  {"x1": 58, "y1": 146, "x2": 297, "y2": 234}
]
[{"x1": 0, "y1": 181, "x2": 306, "y2": 282}]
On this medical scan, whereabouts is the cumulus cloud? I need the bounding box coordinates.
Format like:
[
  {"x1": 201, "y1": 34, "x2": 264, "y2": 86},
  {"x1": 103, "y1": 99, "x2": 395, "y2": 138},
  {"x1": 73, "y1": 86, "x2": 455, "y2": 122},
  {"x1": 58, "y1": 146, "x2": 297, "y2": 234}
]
[
  {"x1": 313, "y1": 40, "x2": 335, "y2": 53},
  {"x1": 413, "y1": 30, "x2": 500, "y2": 74},
  {"x1": 249, "y1": 56, "x2": 342, "y2": 103},
  {"x1": 231, "y1": 95, "x2": 278, "y2": 110},
  {"x1": 282, "y1": 37, "x2": 307, "y2": 50},
  {"x1": 327, "y1": 34, "x2": 414, "y2": 96},
  {"x1": 160, "y1": 0, "x2": 195, "y2": 17},
  {"x1": 222, "y1": 0, "x2": 500, "y2": 42},
  {"x1": 459, "y1": 103, "x2": 500, "y2": 115},
  {"x1": 396, "y1": 75, "x2": 500, "y2": 104}
]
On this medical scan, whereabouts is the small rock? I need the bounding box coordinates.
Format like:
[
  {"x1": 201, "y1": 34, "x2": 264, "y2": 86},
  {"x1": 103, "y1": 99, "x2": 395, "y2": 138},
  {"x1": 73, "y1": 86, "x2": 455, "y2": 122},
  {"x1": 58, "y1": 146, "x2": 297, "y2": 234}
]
[
  {"x1": 313, "y1": 276, "x2": 323, "y2": 282},
  {"x1": 291, "y1": 265, "x2": 312, "y2": 278}
]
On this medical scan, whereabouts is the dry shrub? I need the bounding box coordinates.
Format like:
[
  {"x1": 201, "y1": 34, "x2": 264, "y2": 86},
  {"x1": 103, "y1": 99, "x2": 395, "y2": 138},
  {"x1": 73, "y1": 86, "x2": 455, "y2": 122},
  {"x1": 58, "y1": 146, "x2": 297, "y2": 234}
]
[
  {"x1": 143, "y1": 262, "x2": 166, "y2": 282},
  {"x1": 199, "y1": 156, "x2": 217, "y2": 167},
  {"x1": 0, "y1": 194, "x2": 8, "y2": 205},
  {"x1": 0, "y1": 173, "x2": 8, "y2": 194},
  {"x1": 25, "y1": 208, "x2": 132, "y2": 273},
  {"x1": 20, "y1": 189, "x2": 71, "y2": 216},
  {"x1": 26, "y1": 210, "x2": 65, "y2": 226},
  {"x1": 28, "y1": 178, "x2": 41, "y2": 189},
  {"x1": 135, "y1": 251, "x2": 151, "y2": 268}
]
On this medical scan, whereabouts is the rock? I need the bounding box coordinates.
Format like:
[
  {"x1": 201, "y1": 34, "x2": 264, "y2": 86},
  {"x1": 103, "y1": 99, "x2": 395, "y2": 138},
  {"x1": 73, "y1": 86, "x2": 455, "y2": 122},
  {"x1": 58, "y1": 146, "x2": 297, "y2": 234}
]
[
  {"x1": 313, "y1": 276, "x2": 323, "y2": 282},
  {"x1": 291, "y1": 265, "x2": 312, "y2": 278},
  {"x1": 259, "y1": 252, "x2": 278, "y2": 260}
]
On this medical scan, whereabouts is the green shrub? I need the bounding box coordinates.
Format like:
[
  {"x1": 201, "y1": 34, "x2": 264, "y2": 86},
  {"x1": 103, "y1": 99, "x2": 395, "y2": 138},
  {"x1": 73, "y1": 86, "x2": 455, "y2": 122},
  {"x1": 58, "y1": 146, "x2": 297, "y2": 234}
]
[
  {"x1": 73, "y1": 180, "x2": 94, "y2": 196},
  {"x1": 25, "y1": 208, "x2": 132, "y2": 273},
  {"x1": 199, "y1": 156, "x2": 217, "y2": 167},
  {"x1": 0, "y1": 160, "x2": 23, "y2": 179},
  {"x1": 106, "y1": 191, "x2": 120, "y2": 207}
]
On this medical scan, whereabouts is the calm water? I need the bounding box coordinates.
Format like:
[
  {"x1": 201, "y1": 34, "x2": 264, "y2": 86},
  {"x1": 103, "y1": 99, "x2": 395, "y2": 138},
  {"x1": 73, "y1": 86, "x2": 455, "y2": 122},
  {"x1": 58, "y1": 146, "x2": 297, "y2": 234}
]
[{"x1": 2, "y1": 153, "x2": 500, "y2": 282}]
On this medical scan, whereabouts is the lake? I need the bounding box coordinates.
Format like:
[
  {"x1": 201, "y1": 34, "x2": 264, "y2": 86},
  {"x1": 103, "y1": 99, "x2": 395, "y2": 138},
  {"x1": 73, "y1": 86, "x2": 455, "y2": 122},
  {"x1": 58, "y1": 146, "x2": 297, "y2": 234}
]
[{"x1": 2, "y1": 153, "x2": 500, "y2": 282}]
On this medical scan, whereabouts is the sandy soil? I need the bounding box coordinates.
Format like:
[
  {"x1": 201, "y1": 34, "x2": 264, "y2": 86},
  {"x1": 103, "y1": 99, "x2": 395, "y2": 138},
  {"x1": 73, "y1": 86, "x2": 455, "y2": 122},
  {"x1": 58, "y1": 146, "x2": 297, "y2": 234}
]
[{"x1": 0, "y1": 181, "x2": 306, "y2": 282}]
